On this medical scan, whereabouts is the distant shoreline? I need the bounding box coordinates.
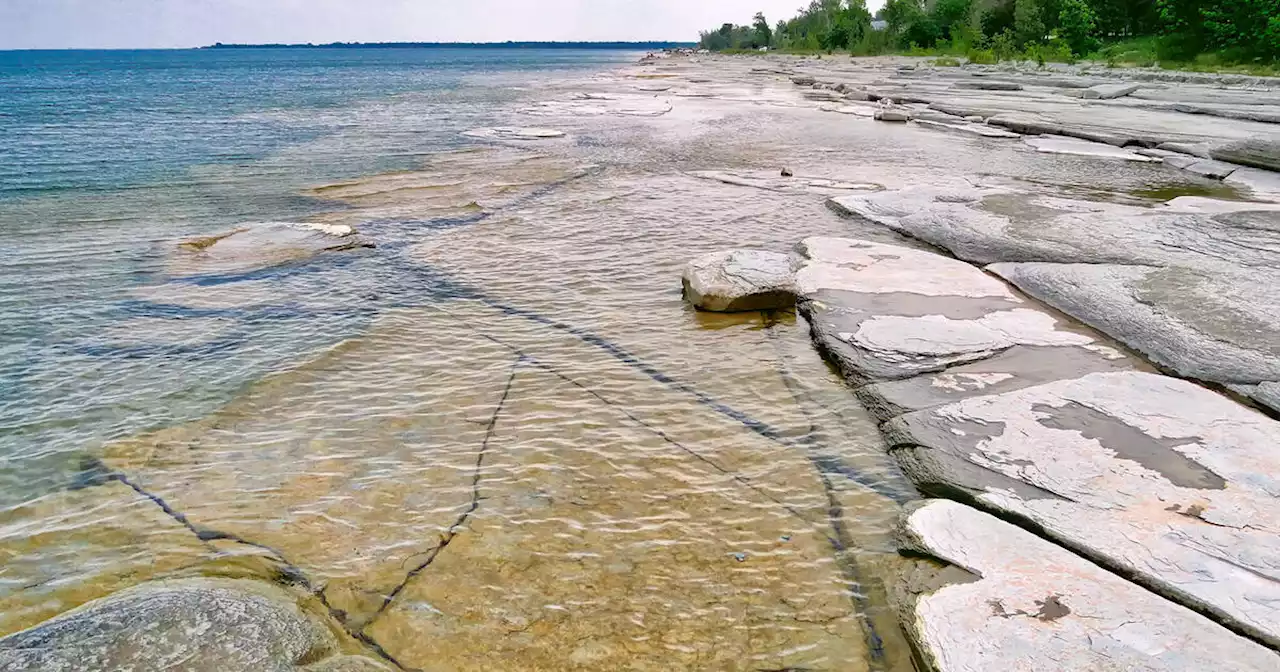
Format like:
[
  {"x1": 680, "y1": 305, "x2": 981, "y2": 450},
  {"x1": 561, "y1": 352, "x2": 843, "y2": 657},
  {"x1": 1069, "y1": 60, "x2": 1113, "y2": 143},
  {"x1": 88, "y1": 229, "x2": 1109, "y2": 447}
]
[{"x1": 201, "y1": 41, "x2": 696, "y2": 50}]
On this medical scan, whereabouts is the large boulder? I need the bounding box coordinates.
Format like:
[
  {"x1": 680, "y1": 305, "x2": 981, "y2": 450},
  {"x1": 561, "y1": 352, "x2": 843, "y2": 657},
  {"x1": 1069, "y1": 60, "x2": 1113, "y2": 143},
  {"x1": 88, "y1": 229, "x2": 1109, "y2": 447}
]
[
  {"x1": 170, "y1": 222, "x2": 372, "y2": 278},
  {"x1": 885, "y1": 371, "x2": 1280, "y2": 648},
  {"x1": 1211, "y1": 138, "x2": 1280, "y2": 172},
  {"x1": 681, "y1": 249, "x2": 795, "y2": 312},
  {"x1": 0, "y1": 578, "x2": 391, "y2": 672},
  {"x1": 899, "y1": 500, "x2": 1280, "y2": 672}
]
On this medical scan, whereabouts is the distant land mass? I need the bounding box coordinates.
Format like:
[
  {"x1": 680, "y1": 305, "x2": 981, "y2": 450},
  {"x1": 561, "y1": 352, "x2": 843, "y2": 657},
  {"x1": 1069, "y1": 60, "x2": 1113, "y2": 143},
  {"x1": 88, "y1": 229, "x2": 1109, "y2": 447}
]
[{"x1": 202, "y1": 41, "x2": 696, "y2": 50}]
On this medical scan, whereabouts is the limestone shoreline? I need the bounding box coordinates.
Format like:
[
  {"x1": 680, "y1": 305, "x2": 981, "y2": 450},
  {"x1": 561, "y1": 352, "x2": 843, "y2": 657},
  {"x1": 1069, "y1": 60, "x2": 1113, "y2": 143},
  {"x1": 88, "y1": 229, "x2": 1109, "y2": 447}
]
[
  {"x1": 4, "y1": 51, "x2": 1280, "y2": 671},
  {"x1": 678, "y1": 53, "x2": 1280, "y2": 671}
]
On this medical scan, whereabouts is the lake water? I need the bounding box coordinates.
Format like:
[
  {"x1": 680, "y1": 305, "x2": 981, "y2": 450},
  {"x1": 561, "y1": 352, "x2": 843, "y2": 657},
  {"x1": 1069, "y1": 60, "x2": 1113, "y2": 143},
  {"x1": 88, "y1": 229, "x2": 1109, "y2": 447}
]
[
  {"x1": 0, "y1": 48, "x2": 921, "y2": 670},
  {"x1": 0, "y1": 48, "x2": 633, "y2": 498}
]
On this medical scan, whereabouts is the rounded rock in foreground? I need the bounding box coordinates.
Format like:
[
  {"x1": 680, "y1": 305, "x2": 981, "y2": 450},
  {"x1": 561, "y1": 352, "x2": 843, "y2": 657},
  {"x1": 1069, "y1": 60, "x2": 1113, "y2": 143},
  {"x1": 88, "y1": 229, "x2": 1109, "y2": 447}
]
[
  {"x1": 682, "y1": 249, "x2": 795, "y2": 313},
  {"x1": 0, "y1": 578, "x2": 391, "y2": 672}
]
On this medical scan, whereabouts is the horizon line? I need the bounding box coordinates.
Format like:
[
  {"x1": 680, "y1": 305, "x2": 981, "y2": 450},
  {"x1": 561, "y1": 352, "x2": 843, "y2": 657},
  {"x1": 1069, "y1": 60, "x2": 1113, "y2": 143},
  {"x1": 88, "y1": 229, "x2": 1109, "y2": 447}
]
[{"x1": 2, "y1": 40, "x2": 699, "y2": 53}]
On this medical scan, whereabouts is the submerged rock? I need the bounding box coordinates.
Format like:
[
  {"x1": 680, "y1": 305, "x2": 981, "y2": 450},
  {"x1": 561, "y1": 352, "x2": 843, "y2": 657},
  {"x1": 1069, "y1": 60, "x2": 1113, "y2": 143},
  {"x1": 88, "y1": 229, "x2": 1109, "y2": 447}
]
[
  {"x1": 899, "y1": 500, "x2": 1279, "y2": 672},
  {"x1": 0, "y1": 578, "x2": 391, "y2": 672},
  {"x1": 682, "y1": 249, "x2": 795, "y2": 312},
  {"x1": 170, "y1": 222, "x2": 372, "y2": 278},
  {"x1": 886, "y1": 371, "x2": 1280, "y2": 648}
]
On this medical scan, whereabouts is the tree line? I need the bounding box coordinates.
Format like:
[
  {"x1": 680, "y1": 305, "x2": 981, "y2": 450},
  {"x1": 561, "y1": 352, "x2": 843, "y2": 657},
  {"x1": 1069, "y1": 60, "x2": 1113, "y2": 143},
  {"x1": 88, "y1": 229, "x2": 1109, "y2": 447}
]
[{"x1": 698, "y1": 0, "x2": 1278, "y2": 63}]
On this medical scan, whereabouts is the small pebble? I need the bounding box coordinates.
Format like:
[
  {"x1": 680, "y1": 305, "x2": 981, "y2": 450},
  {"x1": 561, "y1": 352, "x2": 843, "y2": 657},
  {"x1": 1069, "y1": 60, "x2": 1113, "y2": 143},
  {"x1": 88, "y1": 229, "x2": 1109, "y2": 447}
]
[
  {"x1": 780, "y1": 167, "x2": 793, "y2": 177},
  {"x1": 733, "y1": 552, "x2": 747, "y2": 562}
]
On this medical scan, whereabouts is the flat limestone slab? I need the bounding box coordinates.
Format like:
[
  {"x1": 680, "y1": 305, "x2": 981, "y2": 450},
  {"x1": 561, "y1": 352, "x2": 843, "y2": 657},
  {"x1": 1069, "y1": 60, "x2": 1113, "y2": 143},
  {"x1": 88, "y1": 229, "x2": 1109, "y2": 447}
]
[
  {"x1": 829, "y1": 187, "x2": 1280, "y2": 269},
  {"x1": 990, "y1": 262, "x2": 1280, "y2": 386},
  {"x1": 885, "y1": 371, "x2": 1280, "y2": 647},
  {"x1": 900, "y1": 500, "x2": 1280, "y2": 672},
  {"x1": 792, "y1": 237, "x2": 1126, "y2": 397}
]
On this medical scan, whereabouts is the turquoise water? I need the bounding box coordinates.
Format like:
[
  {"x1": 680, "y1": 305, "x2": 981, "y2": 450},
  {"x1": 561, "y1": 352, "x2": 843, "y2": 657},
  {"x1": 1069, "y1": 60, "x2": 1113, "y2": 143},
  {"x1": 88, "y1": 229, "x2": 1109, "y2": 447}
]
[{"x1": 0, "y1": 48, "x2": 633, "y2": 502}]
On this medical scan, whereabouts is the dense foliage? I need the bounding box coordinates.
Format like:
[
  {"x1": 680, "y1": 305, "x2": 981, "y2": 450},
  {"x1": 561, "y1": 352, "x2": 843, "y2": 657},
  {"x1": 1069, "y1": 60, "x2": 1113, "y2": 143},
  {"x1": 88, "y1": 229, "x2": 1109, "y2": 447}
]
[{"x1": 698, "y1": 0, "x2": 1278, "y2": 64}]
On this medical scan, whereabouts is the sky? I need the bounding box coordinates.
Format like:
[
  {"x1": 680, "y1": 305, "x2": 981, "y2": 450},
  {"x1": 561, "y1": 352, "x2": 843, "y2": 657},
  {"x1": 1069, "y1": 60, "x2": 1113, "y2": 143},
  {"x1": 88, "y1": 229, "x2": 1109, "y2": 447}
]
[{"x1": 0, "y1": 0, "x2": 883, "y2": 50}]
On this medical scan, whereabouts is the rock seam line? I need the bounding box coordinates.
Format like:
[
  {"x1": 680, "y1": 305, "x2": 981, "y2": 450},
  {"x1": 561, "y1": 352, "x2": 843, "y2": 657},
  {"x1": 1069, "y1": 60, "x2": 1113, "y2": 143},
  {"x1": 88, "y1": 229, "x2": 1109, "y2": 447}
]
[
  {"x1": 763, "y1": 313, "x2": 890, "y2": 668},
  {"x1": 358, "y1": 354, "x2": 524, "y2": 636}
]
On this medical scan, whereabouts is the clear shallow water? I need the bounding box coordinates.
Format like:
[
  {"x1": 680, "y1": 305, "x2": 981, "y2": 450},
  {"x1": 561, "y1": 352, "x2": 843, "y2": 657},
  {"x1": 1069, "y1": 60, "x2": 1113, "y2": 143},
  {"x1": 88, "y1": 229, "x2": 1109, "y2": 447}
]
[
  {"x1": 0, "y1": 49, "x2": 930, "y2": 671},
  {"x1": 0, "y1": 48, "x2": 633, "y2": 499}
]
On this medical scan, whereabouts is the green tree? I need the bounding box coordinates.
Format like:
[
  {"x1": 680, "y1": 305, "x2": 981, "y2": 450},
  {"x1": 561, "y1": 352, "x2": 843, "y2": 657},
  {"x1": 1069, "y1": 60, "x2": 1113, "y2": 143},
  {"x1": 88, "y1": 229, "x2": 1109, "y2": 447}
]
[
  {"x1": 1203, "y1": 0, "x2": 1280, "y2": 60},
  {"x1": 753, "y1": 12, "x2": 774, "y2": 47},
  {"x1": 1014, "y1": 0, "x2": 1047, "y2": 46},
  {"x1": 980, "y1": 0, "x2": 1017, "y2": 38},
  {"x1": 1058, "y1": 0, "x2": 1099, "y2": 54},
  {"x1": 933, "y1": 0, "x2": 975, "y2": 40}
]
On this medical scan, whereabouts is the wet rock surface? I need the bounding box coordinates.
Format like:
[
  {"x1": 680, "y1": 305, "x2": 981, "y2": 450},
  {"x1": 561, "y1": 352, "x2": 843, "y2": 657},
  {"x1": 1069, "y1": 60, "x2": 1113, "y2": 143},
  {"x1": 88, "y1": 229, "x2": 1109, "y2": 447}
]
[
  {"x1": 899, "y1": 500, "x2": 1280, "y2": 671},
  {"x1": 0, "y1": 578, "x2": 390, "y2": 672},
  {"x1": 681, "y1": 249, "x2": 795, "y2": 312}
]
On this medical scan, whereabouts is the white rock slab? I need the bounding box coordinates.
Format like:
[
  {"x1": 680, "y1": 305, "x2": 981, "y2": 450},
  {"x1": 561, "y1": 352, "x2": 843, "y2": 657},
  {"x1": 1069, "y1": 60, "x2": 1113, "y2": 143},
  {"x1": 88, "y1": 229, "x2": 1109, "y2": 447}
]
[
  {"x1": 913, "y1": 119, "x2": 1021, "y2": 138},
  {"x1": 1081, "y1": 82, "x2": 1140, "y2": 100},
  {"x1": 887, "y1": 371, "x2": 1280, "y2": 647},
  {"x1": 461, "y1": 127, "x2": 566, "y2": 140},
  {"x1": 1023, "y1": 135, "x2": 1156, "y2": 162},
  {"x1": 793, "y1": 237, "x2": 1017, "y2": 300},
  {"x1": 900, "y1": 500, "x2": 1279, "y2": 672},
  {"x1": 681, "y1": 249, "x2": 794, "y2": 312}
]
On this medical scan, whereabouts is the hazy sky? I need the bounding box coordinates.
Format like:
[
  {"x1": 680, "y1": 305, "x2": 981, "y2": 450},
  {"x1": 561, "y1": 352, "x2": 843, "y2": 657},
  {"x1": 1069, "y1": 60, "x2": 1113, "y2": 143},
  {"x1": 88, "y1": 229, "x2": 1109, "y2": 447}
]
[{"x1": 0, "y1": 1, "x2": 883, "y2": 50}]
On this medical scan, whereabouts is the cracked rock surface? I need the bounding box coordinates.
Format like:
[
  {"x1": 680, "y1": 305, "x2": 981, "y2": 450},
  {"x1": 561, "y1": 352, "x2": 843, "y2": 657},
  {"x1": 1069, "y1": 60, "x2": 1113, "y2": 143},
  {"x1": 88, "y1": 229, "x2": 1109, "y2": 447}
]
[
  {"x1": 899, "y1": 500, "x2": 1280, "y2": 672},
  {"x1": 886, "y1": 371, "x2": 1280, "y2": 648}
]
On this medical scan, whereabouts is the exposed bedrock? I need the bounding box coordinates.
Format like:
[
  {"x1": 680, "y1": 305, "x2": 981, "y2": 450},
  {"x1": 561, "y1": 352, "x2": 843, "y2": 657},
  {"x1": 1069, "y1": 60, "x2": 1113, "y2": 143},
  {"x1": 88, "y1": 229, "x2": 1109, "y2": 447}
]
[
  {"x1": 899, "y1": 500, "x2": 1280, "y2": 672},
  {"x1": 988, "y1": 263, "x2": 1280, "y2": 392},
  {"x1": 885, "y1": 371, "x2": 1280, "y2": 648}
]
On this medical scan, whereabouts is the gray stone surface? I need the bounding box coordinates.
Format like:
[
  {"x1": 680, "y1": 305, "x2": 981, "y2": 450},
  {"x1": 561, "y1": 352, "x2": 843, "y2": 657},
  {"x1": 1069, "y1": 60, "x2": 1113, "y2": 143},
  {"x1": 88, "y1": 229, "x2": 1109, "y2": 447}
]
[
  {"x1": 874, "y1": 108, "x2": 911, "y2": 122},
  {"x1": 1022, "y1": 135, "x2": 1154, "y2": 161},
  {"x1": 1212, "y1": 138, "x2": 1280, "y2": 172},
  {"x1": 1182, "y1": 159, "x2": 1240, "y2": 179},
  {"x1": 899, "y1": 499, "x2": 1280, "y2": 672},
  {"x1": 989, "y1": 262, "x2": 1280, "y2": 386},
  {"x1": 953, "y1": 80, "x2": 1022, "y2": 91},
  {"x1": 858, "y1": 344, "x2": 1132, "y2": 422},
  {"x1": 0, "y1": 578, "x2": 390, "y2": 672},
  {"x1": 682, "y1": 249, "x2": 795, "y2": 312},
  {"x1": 913, "y1": 119, "x2": 1021, "y2": 138},
  {"x1": 830, "y1": 187, "x2": 1280, "y2": 269},
  {"x1": 170, "y1": 222, "x2": 372, "y2": 278},
  {"x1": 1252, "y1": 382, "x2": 1280, "y2": 413},
  {"x1": 885, "y1": 370, "x2": 1280, "y2": 648},
  {"x1": 1158, "y1": 141, "x2": 1214, "y2": 158},
  {"x1": 1081, "y1": 82, "x2": 1140, "y2": 99},
  {"x1": 792, "y1": 237, "x2": 1123, "y2": 393}
]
